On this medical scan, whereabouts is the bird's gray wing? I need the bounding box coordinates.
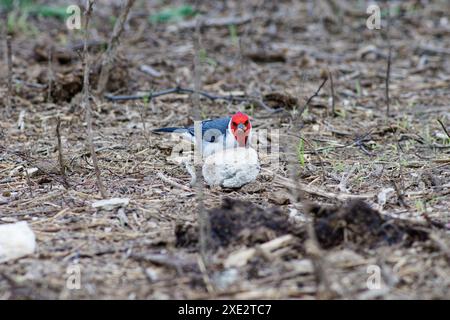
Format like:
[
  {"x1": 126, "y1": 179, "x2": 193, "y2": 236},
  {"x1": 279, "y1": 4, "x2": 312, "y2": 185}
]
[{"x1": 187, "y1": 116, "x2": 231, "y2": 143}]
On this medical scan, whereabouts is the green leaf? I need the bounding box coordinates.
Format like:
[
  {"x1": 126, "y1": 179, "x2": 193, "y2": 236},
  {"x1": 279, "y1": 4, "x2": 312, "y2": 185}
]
[
  {"x1": 28, "y1": 5, "x2": 70, "y2": 20},
  {"x1": 0, "y1": 0, "x2": 32, "y2": 10},
  {"x1": 149, "y1": 5, "x2": 196, "y2": 24},
  {"x1": 297, "y1": 139, "x2": 305, "y2": 167},
  {"x1": 228, "y1": 24, "x2": 238, "y2": 46}
]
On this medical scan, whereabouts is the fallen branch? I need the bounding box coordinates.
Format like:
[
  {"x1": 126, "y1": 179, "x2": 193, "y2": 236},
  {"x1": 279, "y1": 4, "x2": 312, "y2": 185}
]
[{"x1": 104, "y1": 86, "x2": 277, "y2": 112}]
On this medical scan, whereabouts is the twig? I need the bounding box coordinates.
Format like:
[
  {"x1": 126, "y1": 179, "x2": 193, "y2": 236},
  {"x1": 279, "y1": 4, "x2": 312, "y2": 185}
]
[
  {"x1": 298, "y1": 135, "x2": 326, "y2": 181},
  {"x1": 417, "y1": 44, "x2": 450, "y2": 56},
  {"x1": 24, "y1": 166, "x2": 33, "y2": 197},
  {"x1": 131, "y1": 253, "x2": 198, "y2": 275},
  {"x1": 297, "y1": 77, "x2": 328, "y2": 118},
  {"x1": 225, "y1": 235, "x2": 294, "y2": 268},
  {"x1": 275, "y1": 174, "x2": 374, "y2": 202},
  {"x1": 385, "y1": 45, "x2": 392, "y2": 117},
  {"x1": 104, "y1": 86, "x2": 276, "y2": 112},
  {"x1": 13, "y1": 79, "x2": 47, "y2": 89},
  {"x1": 192, "y1": 16, "x2": 212, "y2": 269},
  {"x1": 197, "y1": 254, "x2": 216, "y2": 294},
  {"x1": 328, "y1": 68, "x2": 336, "y2": 116},
  {"x1": 47, "y1": 46, "x2": 53, "y2": 102},
  {"x1": 353, "y1": 129, "x2": 375, "y2": 156},
  {"x1": 1, "y1": 145, "x2": 71, "y2": 188},
  {"x1": 184, "y1": 160, "x2": 196, "y2": 186},
  {"x1": 156, "y1": 172, "x2": 191, "y2": 192},
  {"x1": 337, "y1": 163, "x2": 357, "y2": 193},
  {"x1": 385, "y1": 6, "x2": 392, "y2": 118},
  {"x1": 56, "y1": 117, "x2": 69, "y2": 188},
  {"x1": 96, "y1": 0, "x2": 135, "y2": 96},
  {"x1": 136, "y1": 91, "x2": 153, "y2": 148},
  {"x1": 82, "y1": 0, "x2": 108, "y2": 199},
  {"x1": 391, "y1": 179, "x2": 408, "y2": 208},
  {"x1": 306, "y1": 223, "x2": 334, "y2": 299},
  {"x1": 6, "y1": 34, "x2": 12, "y2": 112},
  {"x1": 174, "y1": 15, "x2": 252, "y2": 30},
  {"x1": 437, "y1": 119, "x2": 450, "y2": 139}
]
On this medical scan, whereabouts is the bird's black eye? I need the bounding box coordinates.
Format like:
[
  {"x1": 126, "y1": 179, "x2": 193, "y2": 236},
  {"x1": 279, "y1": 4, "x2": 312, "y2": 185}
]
[
  {"x1": 232, "y1": 122, "x2": 237, "y2": 126},
  {"x1": 244, "y1": 120, "x2": 249, "y2": 126}
]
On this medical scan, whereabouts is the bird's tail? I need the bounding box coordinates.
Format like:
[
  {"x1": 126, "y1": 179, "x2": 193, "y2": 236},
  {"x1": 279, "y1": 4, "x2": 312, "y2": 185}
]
[{"x1": 152, "y1": 127, "x2": 187, "y2": 133}]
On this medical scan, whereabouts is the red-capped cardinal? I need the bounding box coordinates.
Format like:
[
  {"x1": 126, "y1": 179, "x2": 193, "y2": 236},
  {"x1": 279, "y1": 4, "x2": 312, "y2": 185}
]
[{"x1": 153, "y1": 112, "x2": 252, "y2": 157}]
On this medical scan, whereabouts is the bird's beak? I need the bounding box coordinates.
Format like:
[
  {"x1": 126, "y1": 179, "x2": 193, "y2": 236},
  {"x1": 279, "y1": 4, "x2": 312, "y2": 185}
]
[{"x1": 235, "y1": 123, "x2": 246, "y2": 147}]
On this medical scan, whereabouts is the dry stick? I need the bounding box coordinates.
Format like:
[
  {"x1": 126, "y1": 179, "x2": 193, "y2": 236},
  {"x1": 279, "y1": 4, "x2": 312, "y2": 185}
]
[
  {"x1": 104, "y1": 87, "x2": 276, "y2": 112},
  {"x1": 47, "y1": 46, "x2": 53, "y2": 103},
  {"x1": 192, "y1": 16, "x2": 214, "y2": 292},
  {"x1": 288, "y1": 81, "x2": 334, "y2": 297},
  {"x1": 197, "y1": 254, "x2": 215, "y2": 294},
  {"x1": 96, "y1": 0, "x2": 135, "y2": 96},
  {"x1": 391, "y1": 179, "x2": 408, "y2": 208},
  {"x1": 328, "y1": 68, "x2": 336, "y2": 116},
  {"x1": 156, "y1": 172, "x2": 191, "y2": 192},
  {"x1": 385, "y1": 7, "x2": 392, "y2": 118},
  {"x1": 297, "y1": 77, "x2": 328, "y2": 118},
  {"x1": 296, "y1": 134, "x2": 326, "y2": 181},
  {"x1": 82, "y1": 0, "x2": 108, "y2": 199},
  {"x1": 175, "y1": 15, "x2": 252, "y2": 30},
  {"x1": 385, "y1": 46, "x2": 392, "y2": 117},
  {"x1": 135, "y1": 90, "x2": 153, "y2": 149},
  {"x1": 6, "y1": 34, "x2": 12, "y2": 112},
  {"x1": 287, "y1": 76, "x2": 329, "y2": 200},
  {"x1": 56, "y1": 117, "x2": 69, "y2": 188},
  {"x1": 285, "y1": 128, "x2": 333, "y2": 298},
  {"x1": 24, "y1": 166, "x2": 33, "y2": 197},
  {"x1": 306, "y1": 223, "x2": 333, "y2": 299},
  {"x1": 437, "y1": 119, "x2": 450, "y2": 139},
  {"x1": 136, "y1": 101, "x2": 151, "y2": 148}
]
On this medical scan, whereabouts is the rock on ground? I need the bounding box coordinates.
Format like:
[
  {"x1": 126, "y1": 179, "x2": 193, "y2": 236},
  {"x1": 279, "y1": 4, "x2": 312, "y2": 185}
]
[
  {"x1": 202, "y1": 147, "x2": 260, "y2": 188},
  {"x1": 0, "y1": 222, "x2": 36, "y2": 263}
]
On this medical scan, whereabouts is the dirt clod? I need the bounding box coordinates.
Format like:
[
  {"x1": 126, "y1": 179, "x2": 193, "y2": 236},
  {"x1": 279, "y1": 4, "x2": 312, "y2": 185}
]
[
  {"x1": 308, "y1": 200, "x2": 429, "y2": 249},
  {"x1": 176, "y1": 198, "x2": 304, "y2": 249}
]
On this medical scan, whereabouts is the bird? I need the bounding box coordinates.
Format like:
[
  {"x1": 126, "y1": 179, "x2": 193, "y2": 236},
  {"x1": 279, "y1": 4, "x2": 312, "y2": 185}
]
[{"x1": 153, "y1": 111, "x2": 253, "y2": 157}]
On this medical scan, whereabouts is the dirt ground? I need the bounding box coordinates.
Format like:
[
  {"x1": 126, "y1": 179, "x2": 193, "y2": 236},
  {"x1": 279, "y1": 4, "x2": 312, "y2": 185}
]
[{"x1": 0, "y1": 0, "x2": 449, "y2": 299}]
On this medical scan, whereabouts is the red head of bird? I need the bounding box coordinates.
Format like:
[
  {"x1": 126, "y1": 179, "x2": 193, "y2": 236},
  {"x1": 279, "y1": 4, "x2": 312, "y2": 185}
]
[{"x1": 229, "y1": 112, "x2": 252, "y2": 147}]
